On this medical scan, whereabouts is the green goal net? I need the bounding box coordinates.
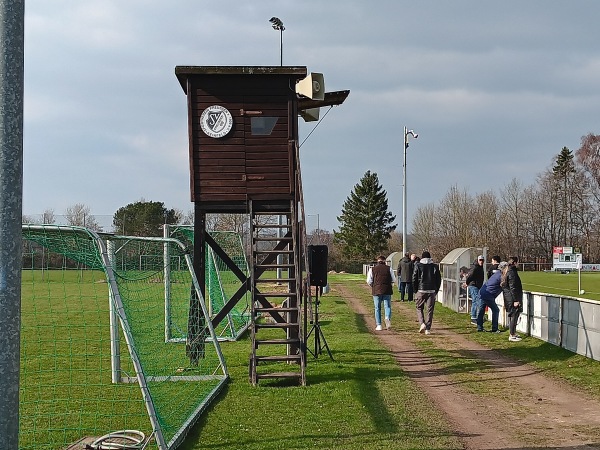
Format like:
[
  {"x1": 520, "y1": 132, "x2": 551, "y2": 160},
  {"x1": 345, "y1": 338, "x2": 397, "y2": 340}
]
[
  {"x1": 20, "y1": 225, "x2": 228, "y2": 450},
  {"x1": 167, "y1": 226, "x2": 251, "y2": 341}
]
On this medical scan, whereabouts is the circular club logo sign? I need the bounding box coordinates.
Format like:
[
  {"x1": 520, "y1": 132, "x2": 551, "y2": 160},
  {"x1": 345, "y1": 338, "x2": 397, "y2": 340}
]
[{"x1": 200, "y1": 105, "x2": 233, "y2": 138}]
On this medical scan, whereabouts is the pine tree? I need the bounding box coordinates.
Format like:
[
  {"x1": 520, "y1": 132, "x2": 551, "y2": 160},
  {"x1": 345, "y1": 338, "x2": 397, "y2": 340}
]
[
  {"x1": 552, "y1": 147, "x2": 577, "y2": 245},
  {"x1": 334, "y1": 170, "x2": 396, "y2": 261}
]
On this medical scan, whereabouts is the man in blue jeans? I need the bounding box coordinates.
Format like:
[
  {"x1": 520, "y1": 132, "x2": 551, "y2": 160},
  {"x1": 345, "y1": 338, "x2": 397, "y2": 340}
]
[
  {"x1": 466, "y1": 255, "x2": 485, "y2": 325},
  {"x1": 476, "y1": 261, "x2": 507, "y2": 332},
  {"x1": 367, "y1": 255, "x2": 396, "y2": 331}
]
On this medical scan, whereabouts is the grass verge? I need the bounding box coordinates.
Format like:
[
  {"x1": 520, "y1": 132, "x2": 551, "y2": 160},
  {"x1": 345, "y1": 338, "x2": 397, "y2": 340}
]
[
  {"x1": 336, "y1": 273, "x2": 600, "y2": 401},
  {"x1": 181, "y1": 273, "x2": 600, "y2": 449},
  {"x1": 181, "y1": 277, "x2": 461, "y2": 450}
]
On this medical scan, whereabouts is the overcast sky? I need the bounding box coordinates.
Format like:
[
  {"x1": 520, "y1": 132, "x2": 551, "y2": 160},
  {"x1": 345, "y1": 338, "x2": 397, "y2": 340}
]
[{"x1": 22, "y1": 1, "x2": 600, "y2": 232}]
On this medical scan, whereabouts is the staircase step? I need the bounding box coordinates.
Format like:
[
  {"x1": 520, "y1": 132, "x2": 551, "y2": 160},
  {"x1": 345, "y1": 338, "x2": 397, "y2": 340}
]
[
  {"x1": 254, "y1": 292, "x2": 298, "y2": 298},
  {"x1": 255, "y1": 278, "x2": 295, "y2": 283},
  {"x1": 255, "y1": 322, "x2": 299, "y2": 329},
  {"x1": 253, "y1": 236, "x2": 293, "y2": 242},
  {"x1": 255, "y1": 307, "x2": 297, "y2": 313},
  {"x1": 254, "y1": 224, "x2": 291, "y2": 229},
  {"x1": 255, "y1": 355, "x2": 301, "y2": 362},
  {"x1": 256, "y1": 338, "x2": 300, "y2": 345},
  {"x1": 256, "y1": 371, "x2": 302, "y2": 379},
  {"x1": 254, "y1": 250, "x2": 294, "y2": 255},
  {"x1": 253, "y1": 213, "x2": 291, "y2": 217},
  {"x1": 255, "y1": 263, "x2": 295, "y2": 269}
]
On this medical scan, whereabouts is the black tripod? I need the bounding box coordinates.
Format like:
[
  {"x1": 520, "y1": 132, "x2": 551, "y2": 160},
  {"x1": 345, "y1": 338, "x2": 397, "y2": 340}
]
[{"x1": 306, "y1": 286, "x2": 333, "y2": 360}]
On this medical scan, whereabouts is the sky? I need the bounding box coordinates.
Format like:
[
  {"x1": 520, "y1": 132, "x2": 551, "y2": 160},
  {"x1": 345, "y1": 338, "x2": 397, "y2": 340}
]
[{"x1": 22, "y1": 0, "x2": 600, "y2": 232}]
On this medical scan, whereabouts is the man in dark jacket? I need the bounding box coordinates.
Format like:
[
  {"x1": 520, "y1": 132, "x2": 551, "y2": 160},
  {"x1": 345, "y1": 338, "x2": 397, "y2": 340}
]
[
  {"x1": 396, "y1": 252, "x2": 414, "y2": 302},
  {"x1": 501, "y1": 256, "x2": 523, "y2": 342},
  {"x1": 412, "y1": 251, "x2": 441, "y2": 335},
  {"x1": 466, "y1": 255, "x2": 485, "y2": 324},
  {"x1": 367, "y1": 255, "x2": 396, "y2": 331}
]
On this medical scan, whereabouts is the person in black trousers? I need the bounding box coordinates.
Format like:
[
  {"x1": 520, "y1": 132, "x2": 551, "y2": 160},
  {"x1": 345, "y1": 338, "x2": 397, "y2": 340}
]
[
  {"x1": 501, "y1": 256, "x2": 523, "y2": 342},
  {"x1": 396, "y1": 252, "x2": 414, "y2": 302},
  {"x1": 412, "y1": 251, "x2": 441, "y2": 335}
]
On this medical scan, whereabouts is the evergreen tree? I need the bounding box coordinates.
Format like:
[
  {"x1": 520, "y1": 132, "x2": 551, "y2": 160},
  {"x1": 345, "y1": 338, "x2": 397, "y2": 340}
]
[
  {"x1": 334, "y1": 170, "x2": 396, "y2": 261},
  {"x1": 553, "y1": 146, "x2": 575, "y2": 179},
  {"x1": 552, "y1": 147, "x2": 577, "y2": 245}
]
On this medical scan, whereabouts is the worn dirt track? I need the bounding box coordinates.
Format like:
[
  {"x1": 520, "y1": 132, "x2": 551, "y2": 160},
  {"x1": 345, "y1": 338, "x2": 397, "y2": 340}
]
[{"x1": 334, "y1": 282, "x2": 600, "y2": 450}]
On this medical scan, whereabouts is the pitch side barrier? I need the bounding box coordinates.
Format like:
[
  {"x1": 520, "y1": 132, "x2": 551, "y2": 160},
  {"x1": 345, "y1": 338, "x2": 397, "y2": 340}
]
[{"x1": 439, "y1": 283, "x2": 600, "y2": 362}]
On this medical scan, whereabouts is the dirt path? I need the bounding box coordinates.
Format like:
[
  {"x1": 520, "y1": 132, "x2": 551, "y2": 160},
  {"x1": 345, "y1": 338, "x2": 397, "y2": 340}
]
[{"x1": 334, "y1": 282, "x2": 600, "y2": 450}]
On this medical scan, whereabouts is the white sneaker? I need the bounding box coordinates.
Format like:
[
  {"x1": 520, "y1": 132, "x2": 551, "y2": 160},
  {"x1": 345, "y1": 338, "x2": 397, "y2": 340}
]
[
  {"x1": 375, "y1": 325, "x2": 383, "y2": 331},
  {"x1": 509, "y1": 335, "x2": 522, "y2": 342},
  {"x1": 385, "y1": 318, "x2": 391, "y2": 330},
  {"x1": 419, "y1": 323, "x2": 426, "y2": 334},
  {"x1": 424, "y1": 330, "x2": 431, "y2": 335}
]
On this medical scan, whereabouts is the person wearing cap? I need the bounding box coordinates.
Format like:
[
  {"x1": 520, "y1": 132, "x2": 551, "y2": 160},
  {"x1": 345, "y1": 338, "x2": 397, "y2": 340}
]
[
  {"x1": 466, "y1": 255, "x2": 485, "y2": 325},
  {"x1": 476, "y1": 261, "x2": 507, "y2": 332},
  {"x1": 396, "y1": 252, "x2": 414, "y2": 302},
  {"x1": 412, "y1": 250, "x2": 441, "y2": 335},
  {"x1": 367, "y1": 255, "x2": 396, "y2": 331}
]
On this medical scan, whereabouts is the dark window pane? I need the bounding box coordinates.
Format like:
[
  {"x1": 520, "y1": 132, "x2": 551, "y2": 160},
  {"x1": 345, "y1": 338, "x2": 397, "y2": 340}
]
[{"x1": 251, "y1": 117, "x2": 278, "y2": 135}]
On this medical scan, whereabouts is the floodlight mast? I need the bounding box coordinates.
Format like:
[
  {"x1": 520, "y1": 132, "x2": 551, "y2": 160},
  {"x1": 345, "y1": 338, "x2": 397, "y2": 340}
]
[
  {"x1": 402, "y1": 126, "x2": 418, "y2": 255},
  {"x1": 269, "y1": 17, "x2": 285, "y2": 66},
  {"x1": 269, "y1": 17, "x2": 286, "y2": 279}
]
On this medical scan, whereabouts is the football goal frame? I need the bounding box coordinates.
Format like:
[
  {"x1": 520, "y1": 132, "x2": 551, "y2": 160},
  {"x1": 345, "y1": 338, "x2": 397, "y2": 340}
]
[{"x1": 20, "y1": 225, "x2": 228, "y2": 450}]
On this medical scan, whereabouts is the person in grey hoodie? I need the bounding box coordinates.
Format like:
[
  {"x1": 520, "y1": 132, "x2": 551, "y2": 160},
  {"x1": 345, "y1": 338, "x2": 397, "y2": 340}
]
[{"x1": 412, "y1": 251, "x2": 442, "y2": 335}]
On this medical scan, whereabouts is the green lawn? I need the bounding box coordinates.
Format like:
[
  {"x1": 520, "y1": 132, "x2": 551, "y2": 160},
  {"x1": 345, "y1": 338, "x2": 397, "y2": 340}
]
[
  {"x1": 520, "y1": 270, "x2": 600, "y2": 299},
  {"x1": 181, "y1": 275, "x2": 462, "y2": 450},
  {"x1": 180, "y1": 272, "x2": 600, "y2": 449},
  {"x1": 19, "y1": 269, "x2": 600, "y2": 450}
]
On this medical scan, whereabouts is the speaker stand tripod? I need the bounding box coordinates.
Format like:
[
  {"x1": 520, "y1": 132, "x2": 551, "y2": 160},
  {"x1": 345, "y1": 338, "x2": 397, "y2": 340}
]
[{"x1": 306, "y1": 286, "x2": 333, "y2": 360}]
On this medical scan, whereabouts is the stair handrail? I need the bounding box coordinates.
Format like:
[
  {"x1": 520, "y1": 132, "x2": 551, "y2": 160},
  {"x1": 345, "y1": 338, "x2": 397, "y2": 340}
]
[{"x1": 292, "y1": 139, "x2": 313, "y2": 320}]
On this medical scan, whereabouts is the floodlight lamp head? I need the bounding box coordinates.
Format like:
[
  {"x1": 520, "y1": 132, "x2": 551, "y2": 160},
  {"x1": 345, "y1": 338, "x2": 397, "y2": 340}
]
[
  {"x1": 407, "y1": 130, "x2": 418, "y2": 139},
  {"x1": 269, "y1": 17, "x2": 285, "y2": 31}
]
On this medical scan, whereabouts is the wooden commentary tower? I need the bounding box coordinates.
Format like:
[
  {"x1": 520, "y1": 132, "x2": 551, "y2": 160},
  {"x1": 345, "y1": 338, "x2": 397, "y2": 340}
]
[{"x1": 175, "y1": 66, "x2": 348, "y2": 385}]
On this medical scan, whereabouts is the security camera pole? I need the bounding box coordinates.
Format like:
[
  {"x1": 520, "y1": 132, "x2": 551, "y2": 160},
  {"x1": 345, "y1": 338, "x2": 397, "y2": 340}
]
[{"x1": 402, "y1": 126, "x2": 418, "y2": 255}]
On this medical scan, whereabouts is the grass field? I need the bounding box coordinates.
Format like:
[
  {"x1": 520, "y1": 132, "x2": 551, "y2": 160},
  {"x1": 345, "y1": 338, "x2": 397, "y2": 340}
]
[
  {"x1": 19, "y1": 268, "x2": 226, "y2": 450},
  {"x1": 18, "y1": 269, "x2": 600, "y2": 449},
  {"x1": 520, "y1": 270, "x2": 600, "y2": 300},
  {"x1": 178, "y1": 272, "x2": 600, "y2": 450}
]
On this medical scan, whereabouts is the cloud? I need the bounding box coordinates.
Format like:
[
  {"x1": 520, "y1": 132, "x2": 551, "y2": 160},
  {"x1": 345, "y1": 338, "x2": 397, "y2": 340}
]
[{"x1": 19, "y1": 0, "x2": 600, "y2": 234}]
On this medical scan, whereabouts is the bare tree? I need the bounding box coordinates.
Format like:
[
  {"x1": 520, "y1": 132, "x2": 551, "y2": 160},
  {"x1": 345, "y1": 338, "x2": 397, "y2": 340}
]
[
  {"x1": 498, "y1": 178, "x2": 526, "y2": 258},
  {"x1": 471, "y1": 190, "x2": 502, "y2": 255},
  {"x1": 65, "y1": 203, "x2": 101, "y2": 231},
  {"x1": 180, "y1": 209, "x2": 194, "y2": 225},
  {"x1": 435, "y1": 185, "x2": 473, "y2": 250},
  {"x1": 411, "y1": 203, "x2": 439, "y2": 255},
  {"x1": 207, "y1": 213, "x2": 248, "y2": 236},
  {"x1": 386, "y1": 231, "x2": 402, "y2": 254},
  {"x1": 41, "y1": 209, "x2": 55, "y2": 225},
  {"x1": 576, "y1": 133, "x2": 600, "y2": 201}
]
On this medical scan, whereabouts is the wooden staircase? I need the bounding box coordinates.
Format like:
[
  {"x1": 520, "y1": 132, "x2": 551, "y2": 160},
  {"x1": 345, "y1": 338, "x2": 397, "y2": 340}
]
[{"x1": 249, "y1": 200, "x2": 306, "y2": 386}]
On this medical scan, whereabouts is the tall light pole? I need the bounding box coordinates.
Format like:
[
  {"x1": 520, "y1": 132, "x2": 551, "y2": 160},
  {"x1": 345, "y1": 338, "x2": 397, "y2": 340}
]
[
  {"x1": 269, "y1": 17, "x2": 285, "y2": 280},
  {"x1": 402, "y1": 126, "x2": 418, "y2": 255},
  {"x1": 269, "y1": 17, "x2": 285, "y2": 66}
]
